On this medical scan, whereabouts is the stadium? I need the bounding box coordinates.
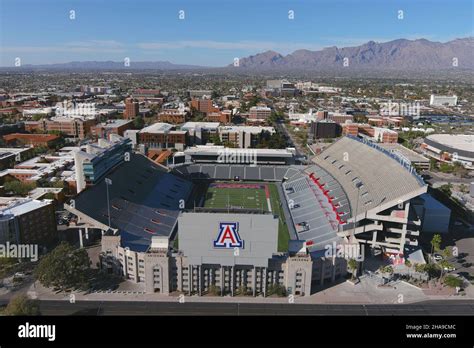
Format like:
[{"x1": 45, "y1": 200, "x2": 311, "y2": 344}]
[{"x1": 66, "y1": 135, "x2": 427, "y2": 296}]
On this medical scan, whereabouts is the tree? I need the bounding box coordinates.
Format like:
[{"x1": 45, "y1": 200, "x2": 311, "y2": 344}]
[
  {"x1": 3, "y1": 180, "x2": 36, "y2": 196},
  {"x1": 443, "y1": 275, "x2": 463, "y2": 288},
  {"x1": 35, "y1": 242, "x2": 91, "y2": 292},
  {"x1": 348, "y1": 259, "x2": 358, "y2": 280},
  {"x1": 133, "y1": 116, "x2": 145, "y2": 129},
  {"x1": 267, "y1": 283, "x2": 286, "y2": 297},
  {"x1": 430, "y1": 234, "x2": 442, "y2": 257},
  {"x1": 439, "y1": 184, "x2": 452, "y2": 197},
  {"x1": 4, "y1": 295, "x2": 40, "y2": 315},
  {"x1": 208, "y1": 134, "x2": 222, "y2": 145}
]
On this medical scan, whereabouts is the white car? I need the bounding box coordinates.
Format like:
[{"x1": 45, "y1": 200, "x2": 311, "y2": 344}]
[{"x1": 433, "y1": 254, "x2": 443, "y2": 261}]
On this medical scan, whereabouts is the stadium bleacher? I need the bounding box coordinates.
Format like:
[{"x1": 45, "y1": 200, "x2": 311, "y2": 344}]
[
  {"x1": 313, "y1": 136, "x2": 425, "y2": 217},
  {"x1": 73, "y1": 153, "x2": 193, "y2": 251}
]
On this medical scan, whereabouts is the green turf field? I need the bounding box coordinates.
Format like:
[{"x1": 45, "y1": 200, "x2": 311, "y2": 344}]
[
  {"x1": 204, "y1": 185, "x2": 268, "y2": 210},
  {"x1": 267, "y1": 183, "x2": 290, "y2": 252}
]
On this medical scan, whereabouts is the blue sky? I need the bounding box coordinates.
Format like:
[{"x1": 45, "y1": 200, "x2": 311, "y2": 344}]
[{"x1": 0, "y1": 0, "x2": 472, "y2": 66}]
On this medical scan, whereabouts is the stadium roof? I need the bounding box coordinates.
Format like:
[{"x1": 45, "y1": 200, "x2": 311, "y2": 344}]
[
  {"x1": 71, "y1": 153, "x2": 193, "y2": 251},
  {"x1": 179, "y1": 212, "x2": 278, "y2": 267},
  {"x1": 424, "y1": 134, "x2": 474, "y2": 157}
]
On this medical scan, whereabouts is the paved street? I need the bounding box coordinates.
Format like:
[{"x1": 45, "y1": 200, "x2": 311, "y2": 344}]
[{"x1": 0, "y1": 298, "x2": 472, "y2": 316}]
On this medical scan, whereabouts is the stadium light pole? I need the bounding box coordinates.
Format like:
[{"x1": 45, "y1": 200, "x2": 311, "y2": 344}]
[
  {"x1": 105, "y1": 177, "x2": 112, "y2": 228},
  {"x1": 352, "y1": 182, "x2": 363, "y2": 242}
]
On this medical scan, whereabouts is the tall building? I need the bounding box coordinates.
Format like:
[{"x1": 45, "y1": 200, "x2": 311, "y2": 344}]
[
  {"x1": 0, "y1": 198, "x2": 57, "y2": 246},
  {"x1": 190, "y1": 98, "x2": 218, "y2": 114},
  {"x1": 310, "y1": 120, "x2": 342, "y2": 139},
  {"x1": 124, "y1": 98, "x2": 139, "y2": 119},
  {"x1": 74, "y1": 136, "x2": 133, "y2": 193}
]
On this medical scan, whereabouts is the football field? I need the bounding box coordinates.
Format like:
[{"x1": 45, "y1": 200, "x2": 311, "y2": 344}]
[{"x1": 204, "y1": 182, "x2": 270, "y2": 211}]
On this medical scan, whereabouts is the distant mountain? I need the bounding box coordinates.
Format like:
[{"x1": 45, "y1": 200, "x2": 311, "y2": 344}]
[
  {"x1": 7, "y1": 37, "x2": 473, "y2": 73},
  {"x1": 19, "y1": 60, "x2": 204, "y2": 70},
  {"x1": 233, "y1": 38, "x2": 474, "y2": 71}
]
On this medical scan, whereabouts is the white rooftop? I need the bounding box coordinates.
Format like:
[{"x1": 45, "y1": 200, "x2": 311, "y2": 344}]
[
  {"x1": 0, "y1": 198, "x2": 51, "y2": 216},
  {"x1": 426, "y1": 134, "x2": 474, "y2": 153},
  {"x1": 139, "y1": 123, "x2": 174, "y2": 134},
  {"x1": 218, "y1": 125, "x2": 275, "y2": 133},
  {"x1": 181, "y1": 122, "x2": 220, "y2": 130}
]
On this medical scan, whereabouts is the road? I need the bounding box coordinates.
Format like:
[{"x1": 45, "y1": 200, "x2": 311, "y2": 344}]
[
  {"x1": 421, "y1": 170, "x2": 473, "y2": 185},
  {"x1": 275, "y1": 120, "x2": 306, "y2": 162},
  {"x1": 1, "y1": 299, "x2": 473, "y2": 316}
]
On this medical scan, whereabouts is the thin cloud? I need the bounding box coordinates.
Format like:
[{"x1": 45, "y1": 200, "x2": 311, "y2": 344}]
[
  {"x1": 2, "y1": 40, "x2": 126, "y2": 53},
  {"x1": 137, "y1": 40, "x2": 324, "y2": 54}
]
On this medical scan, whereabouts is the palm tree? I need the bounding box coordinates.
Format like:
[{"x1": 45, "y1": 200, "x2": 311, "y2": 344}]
[{"x1": 430, "y1": 234, "x2": 442, "y2": 262}]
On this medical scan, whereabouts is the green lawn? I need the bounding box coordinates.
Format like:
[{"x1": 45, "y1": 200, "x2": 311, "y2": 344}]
[
  {"x1": 268, "y1": 183, "x2": 290, "y2": 252},
  {"x1": 204, "y1": 186, "x2": 267, "y2": 210}
]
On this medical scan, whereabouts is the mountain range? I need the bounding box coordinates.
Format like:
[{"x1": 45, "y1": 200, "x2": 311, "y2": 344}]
[
  {"x1": 232, "y1": 38, "x2": 473, "y2": 71},
  {"x1": 10, "y1": 37, "x2": 474, "y2": 72}
]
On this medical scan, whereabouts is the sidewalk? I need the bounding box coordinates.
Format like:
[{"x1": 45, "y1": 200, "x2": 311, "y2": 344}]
[{"x1": 23, "y1": 276, "x2": 473, "y2": 305}]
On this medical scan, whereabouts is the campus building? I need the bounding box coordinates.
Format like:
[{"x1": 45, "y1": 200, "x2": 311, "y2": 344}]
[
  {"x1": 124, "y1": 98, "x2": 139, "y2": 119},
  {"x1": 102, "y1": 213, "x2": 313, "y2": 296},
  {"x1": 429, "y1": 95, "x2": 458, "y2": 107},
  {"x1": 0, "y1": 148, "x2": 34, "y2": 171},
  {"x1": 181, "y1": 122, "x2": 219, "y2": 145},
  {"x1": 0, "y1": 198, "x2": 57, "y2": 246},
  {"x1": 91, "y1": 119, "x2": 134, "y2": 139},
  {"x1": 158, "y1": 109, "x2": 188, "y2": 124},
  {"x1": 138, "y1": 123, "x2": 187, "y2": 151},
  {"x1": 310, "y1": 120, "x2": 342, "y2": 139},
  {"x1": 190, "y1": 98, "x2": 218, "y2": 114},
  {"x1": 206, "y1": 110, "x2": 232, "y2": 124},
  {"x1": 3, "y1": 133, "x2": 60, "y2": 148},
  {"x1": 218, "y1": 126, "x2": 275, "y2": 148},
  {"x1": 25, "y1": 117, "x2": 96, "y2": 140},
  {"x1": 421, "y1": 134, "x2": 474, "y2": 169},
  {"x1": 249, "y1": 106, "x2": 271, "y2": 121},
  {"x1": 74, "y1": 136, "x2": 133, "y2": 193}
]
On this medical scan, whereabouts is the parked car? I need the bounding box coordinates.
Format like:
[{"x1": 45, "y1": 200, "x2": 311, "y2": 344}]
[{"x1": 433, "y1": 254, "x2": 443, "y2": 261}]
